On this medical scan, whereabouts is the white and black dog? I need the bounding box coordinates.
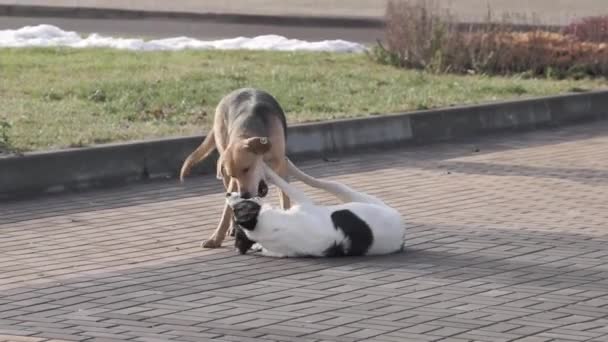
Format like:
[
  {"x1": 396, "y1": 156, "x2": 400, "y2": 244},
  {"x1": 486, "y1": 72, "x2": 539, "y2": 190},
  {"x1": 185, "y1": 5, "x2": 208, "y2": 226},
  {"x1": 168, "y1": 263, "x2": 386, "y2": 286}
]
[{"x1": 226, "y1": 159, "x2": 406, "y2": 258}]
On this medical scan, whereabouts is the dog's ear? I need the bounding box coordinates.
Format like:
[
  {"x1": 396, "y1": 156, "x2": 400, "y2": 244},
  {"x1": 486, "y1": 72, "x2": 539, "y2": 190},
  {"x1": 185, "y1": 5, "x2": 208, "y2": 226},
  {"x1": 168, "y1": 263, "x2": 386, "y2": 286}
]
[
  {"x1": 234, "y1": 226, "x2": 256, "y2": 255},
  {"x1": 243, "y1": 137, "x2": 272, "y2": 155}
]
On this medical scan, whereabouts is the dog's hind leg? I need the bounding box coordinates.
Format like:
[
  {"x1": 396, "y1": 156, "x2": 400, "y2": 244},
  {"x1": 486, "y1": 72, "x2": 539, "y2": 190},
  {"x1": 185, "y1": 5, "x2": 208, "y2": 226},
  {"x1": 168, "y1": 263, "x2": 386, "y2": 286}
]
[
  {"x1": 263, "y1": 163, "x2": 313, "y2": 206},
  {"x1": 286, "y1": 158, "x2": 385, "y2": 206},
  {"x1": 277, "y1": 158, "x2": 292, "y2": 210}
]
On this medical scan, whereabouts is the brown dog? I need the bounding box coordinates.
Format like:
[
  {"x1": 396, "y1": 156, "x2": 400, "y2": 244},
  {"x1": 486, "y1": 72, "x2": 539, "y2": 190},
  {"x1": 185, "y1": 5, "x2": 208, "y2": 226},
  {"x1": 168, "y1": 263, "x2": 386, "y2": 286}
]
[{"x1": 180, "y1": 88, "x2": 291, "y2": 248}]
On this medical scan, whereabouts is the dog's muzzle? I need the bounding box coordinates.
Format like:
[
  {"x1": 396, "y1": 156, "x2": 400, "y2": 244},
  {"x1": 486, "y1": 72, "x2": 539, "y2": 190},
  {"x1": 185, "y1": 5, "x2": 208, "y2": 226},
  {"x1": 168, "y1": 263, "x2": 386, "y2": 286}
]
[{"x1": 258, "y1": 180, "x2": 268, "y2": 198}]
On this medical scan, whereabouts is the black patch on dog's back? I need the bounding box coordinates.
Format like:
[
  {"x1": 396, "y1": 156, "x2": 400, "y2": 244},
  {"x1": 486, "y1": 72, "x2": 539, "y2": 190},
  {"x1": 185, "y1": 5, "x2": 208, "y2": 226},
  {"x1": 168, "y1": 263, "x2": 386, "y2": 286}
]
[
  {"x1": 328, "y1": 209, "x2": 374, "y2": 256},
  {"x1": 231, "y1": 200, "x2": 261, "y2": 231}
]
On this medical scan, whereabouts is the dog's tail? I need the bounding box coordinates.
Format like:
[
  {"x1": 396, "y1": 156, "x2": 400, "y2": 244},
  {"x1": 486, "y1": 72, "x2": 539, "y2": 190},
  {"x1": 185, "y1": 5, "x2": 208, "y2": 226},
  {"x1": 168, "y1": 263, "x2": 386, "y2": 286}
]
[
  {"x1": 180, "y1": 131, "x2": 216, "y2": 182},
  {"x1": 286, "y1": 158, "x2": 386, "y2": 206}
]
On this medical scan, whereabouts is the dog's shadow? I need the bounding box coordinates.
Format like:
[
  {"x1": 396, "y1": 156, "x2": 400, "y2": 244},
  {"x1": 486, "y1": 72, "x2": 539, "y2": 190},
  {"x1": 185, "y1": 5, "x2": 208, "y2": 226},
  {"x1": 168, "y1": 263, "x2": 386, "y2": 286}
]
[{"x1": 226, "y1": 221, "x2": 608, "y2": 291}]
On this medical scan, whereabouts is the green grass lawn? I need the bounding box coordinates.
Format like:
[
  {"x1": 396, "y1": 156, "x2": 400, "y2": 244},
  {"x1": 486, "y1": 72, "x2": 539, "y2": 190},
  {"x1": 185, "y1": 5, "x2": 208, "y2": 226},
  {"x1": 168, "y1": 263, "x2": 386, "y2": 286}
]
[{"x1": 0, "y1": 48, "x2": 606, "y2": 152}]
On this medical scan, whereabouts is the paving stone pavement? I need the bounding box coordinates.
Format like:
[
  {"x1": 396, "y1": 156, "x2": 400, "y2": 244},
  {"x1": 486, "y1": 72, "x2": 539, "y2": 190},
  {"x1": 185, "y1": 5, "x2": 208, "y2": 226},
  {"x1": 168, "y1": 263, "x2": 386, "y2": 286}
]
[{"x1": 1, "y1": 121, "x2": 608, "y2": 342}]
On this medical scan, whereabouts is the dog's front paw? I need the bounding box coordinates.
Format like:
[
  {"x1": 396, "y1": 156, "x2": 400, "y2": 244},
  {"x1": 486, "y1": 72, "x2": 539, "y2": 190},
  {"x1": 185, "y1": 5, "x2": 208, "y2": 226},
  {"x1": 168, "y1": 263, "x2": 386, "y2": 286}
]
[
  {"x1": 201, "y1": 239, "x2": 222, "y2": 248},
  {"x1": 251, "y1": 243, "x2": 263, "y2": 252},
  {"x1": 260, "y1": 249, "x2": 287, "y2": 258}
]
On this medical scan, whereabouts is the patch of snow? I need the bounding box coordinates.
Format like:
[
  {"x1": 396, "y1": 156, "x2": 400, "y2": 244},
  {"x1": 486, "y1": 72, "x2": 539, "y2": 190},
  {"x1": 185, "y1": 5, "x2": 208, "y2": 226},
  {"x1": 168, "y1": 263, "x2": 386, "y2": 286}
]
[{"x1": 0, "y1": 25, "x2": 367, "y2": 53}]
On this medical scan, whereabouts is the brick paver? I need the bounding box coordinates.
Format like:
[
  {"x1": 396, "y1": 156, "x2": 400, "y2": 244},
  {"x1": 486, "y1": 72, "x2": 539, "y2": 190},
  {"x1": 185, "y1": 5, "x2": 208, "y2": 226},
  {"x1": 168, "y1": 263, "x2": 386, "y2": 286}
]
[{"x1": 1, "y1": 121, "x2": 608, "y2": 342}]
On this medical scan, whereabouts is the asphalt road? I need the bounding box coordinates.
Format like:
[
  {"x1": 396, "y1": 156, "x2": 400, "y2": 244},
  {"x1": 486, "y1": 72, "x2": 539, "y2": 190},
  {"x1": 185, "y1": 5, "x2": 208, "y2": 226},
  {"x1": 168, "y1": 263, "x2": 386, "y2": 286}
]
[
  {"x1": 2, "y1": 0, "x2": 608, "y2": 24},
  {"x1": 2, "y1": 0, "x2": 608, "y2": 43},
  {"x1": 0, "y1": 16, "x2": 385, "y2": 43}
]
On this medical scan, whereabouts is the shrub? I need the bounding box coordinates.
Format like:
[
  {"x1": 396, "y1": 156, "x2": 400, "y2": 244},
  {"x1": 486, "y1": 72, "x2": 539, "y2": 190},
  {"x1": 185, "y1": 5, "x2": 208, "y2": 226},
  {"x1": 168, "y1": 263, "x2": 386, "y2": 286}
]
[
  {"x1": 475, "y1": 31, "x2": 608, "y2": 78},
  {"x1": 563, "y1": 16, "x2": 608, "y2": 43},
  {"x1": 382, "y1": 0, "x2": 460, "y2": 73},
  {"x1": 375, "y1": 0, "x2": 608, "y2": 78}
]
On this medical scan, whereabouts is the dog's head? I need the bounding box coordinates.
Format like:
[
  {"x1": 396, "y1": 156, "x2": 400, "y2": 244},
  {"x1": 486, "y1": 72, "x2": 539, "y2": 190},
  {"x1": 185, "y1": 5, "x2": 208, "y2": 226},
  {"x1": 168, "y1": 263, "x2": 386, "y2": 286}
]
[
  {"x1": 226, "y1": 193, "x2": 262, "y2": 255},
  {"x1": 218, "y1": 137, "x2": 271, "y2": 199},
  {"x1": 226, "y1": 192, "x2": 262, "y2": 231}
]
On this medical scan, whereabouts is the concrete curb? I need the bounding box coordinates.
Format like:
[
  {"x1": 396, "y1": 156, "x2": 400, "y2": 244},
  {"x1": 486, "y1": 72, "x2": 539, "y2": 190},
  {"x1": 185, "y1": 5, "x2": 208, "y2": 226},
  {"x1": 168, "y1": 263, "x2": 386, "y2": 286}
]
[
  {"x1": 0, "y1": 5, "x2": 384, "y2": 28},
  {"x1": 1, "y1": 90, "x2": 607, "y2": 200}
]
